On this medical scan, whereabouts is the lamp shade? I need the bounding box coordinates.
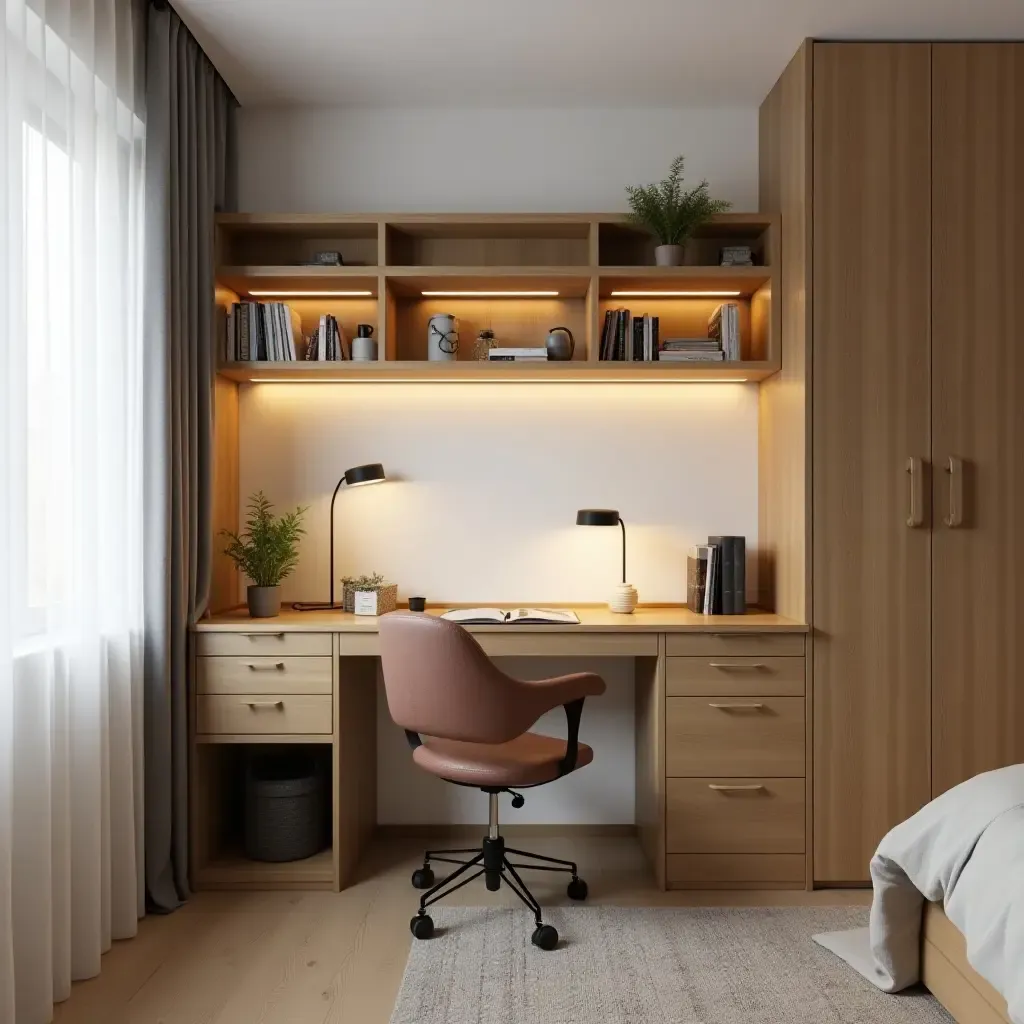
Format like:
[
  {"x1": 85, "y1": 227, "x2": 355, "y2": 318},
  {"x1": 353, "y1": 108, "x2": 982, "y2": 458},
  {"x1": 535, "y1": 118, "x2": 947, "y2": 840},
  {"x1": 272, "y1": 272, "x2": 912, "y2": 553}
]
[
  {"x1": 344, "y1": 463, "x2": 386, "y2": 487},
  {"x1": 576, "y1": 508, "x2": 620, "y2": 527}
]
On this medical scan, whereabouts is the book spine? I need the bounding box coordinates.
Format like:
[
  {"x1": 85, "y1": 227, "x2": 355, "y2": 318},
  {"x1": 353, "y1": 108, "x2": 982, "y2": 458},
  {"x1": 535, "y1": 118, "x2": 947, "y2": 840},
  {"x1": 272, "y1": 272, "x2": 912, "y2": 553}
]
[
  {"x1": 240, "y1": 303, "x2": 250, "y2": 360},
  {"x1": 709, "y1": 536, "x2": 734, "y2": 615},
  {"x1": 616, "y1": 309, "x2": 625, "y2": 361},
  {"x1": 652, "y1": 316, "x2": 659, "y2": 361},
  {"x1": 733, "y1": 536, "x2": 746, "y2": 614}
]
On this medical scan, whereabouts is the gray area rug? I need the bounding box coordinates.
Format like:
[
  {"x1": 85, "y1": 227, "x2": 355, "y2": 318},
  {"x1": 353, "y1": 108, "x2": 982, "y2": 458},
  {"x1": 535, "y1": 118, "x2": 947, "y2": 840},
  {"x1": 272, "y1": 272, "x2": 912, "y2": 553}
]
[{"x1": 391, "y1": 907, "x2": 952, "y2": 1024}]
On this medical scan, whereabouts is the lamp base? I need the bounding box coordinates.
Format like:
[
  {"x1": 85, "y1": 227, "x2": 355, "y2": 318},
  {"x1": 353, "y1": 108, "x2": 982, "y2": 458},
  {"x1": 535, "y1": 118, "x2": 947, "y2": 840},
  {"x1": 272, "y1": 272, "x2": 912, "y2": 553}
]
[{"x1": 608, "y1": 583, "x2": 638, "y2": 614}]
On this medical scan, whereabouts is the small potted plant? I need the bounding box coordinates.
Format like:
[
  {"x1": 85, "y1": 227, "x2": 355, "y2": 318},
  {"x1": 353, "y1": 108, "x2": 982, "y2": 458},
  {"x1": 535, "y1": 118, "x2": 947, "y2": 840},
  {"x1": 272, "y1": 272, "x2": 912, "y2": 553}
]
[
  {"x1": 625, "y1": 155, "x2": 732, "y2": 266},
  {"x1": 223, "y1": 492, "x2": 307, "y2": 618},
  {"x1": 342, "y1": 573, "x2": 398, "y2": 616}
]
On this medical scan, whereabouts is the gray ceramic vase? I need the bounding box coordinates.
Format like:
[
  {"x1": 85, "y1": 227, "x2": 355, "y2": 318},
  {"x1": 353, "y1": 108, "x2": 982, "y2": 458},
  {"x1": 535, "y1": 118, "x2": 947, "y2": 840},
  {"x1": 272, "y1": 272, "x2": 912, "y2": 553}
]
[{"x1": 247, "y1": 585, "x2": 281, "y2": 618}]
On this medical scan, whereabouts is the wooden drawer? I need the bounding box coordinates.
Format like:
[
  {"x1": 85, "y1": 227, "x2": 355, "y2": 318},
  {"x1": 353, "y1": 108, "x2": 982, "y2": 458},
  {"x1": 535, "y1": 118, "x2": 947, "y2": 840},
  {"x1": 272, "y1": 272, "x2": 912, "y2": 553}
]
[
  {"x1": 666, "y1": 778, "x2": 805, "y2": 854},
  {"x1": 666, "y1": 697, "x2": 805, "y2": 777},
  {"x1": 197, "y1": 657, "x2": 333, "y2": 695},
  {"x1": 666, "y1": 656, "x2": 804, "y2": 696},
  {"x1": 196, "y1": 694, "x2": 333, "y2": 735},
  {"x1": 665, "y1": 634, "x2": 804, "y2": 658},
  {"x1": 194, "y1": 631, "x2": 332, "y2": 657},
  {"x1": 667, "y1": 854, "x2": 805, "y2": 889}
]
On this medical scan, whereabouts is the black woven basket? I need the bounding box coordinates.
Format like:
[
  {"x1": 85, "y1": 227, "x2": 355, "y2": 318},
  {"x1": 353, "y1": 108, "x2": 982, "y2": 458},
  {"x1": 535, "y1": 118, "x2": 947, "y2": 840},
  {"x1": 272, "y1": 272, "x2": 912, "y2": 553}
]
[{"x1": 244, "y1": 751, "x2": 326, "y2": 863}]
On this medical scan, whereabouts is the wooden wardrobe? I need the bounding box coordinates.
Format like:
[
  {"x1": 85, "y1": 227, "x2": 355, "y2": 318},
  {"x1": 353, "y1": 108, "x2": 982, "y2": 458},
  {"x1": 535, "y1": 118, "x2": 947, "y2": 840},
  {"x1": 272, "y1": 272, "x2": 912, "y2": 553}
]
[{"x1": 760, "y1": 41, "x2": 1024, "y2": 884}]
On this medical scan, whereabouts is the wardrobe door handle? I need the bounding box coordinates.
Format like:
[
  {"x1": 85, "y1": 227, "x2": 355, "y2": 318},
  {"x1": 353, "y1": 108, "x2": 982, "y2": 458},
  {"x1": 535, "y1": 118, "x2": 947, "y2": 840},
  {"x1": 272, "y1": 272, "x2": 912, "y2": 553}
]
[
  {"x1": 905, "y1": 456, "x2": 924, "y2": 527},
  {"x1": 708, "y1": 784, "x2": 765, "y2": 793},
  {"x1": 244, "y1": 700, "x2": 284, "y2": 710},
  {"x1": 944, "y1": 456, "x2": 963, "y2": 528},
  {"x1": 708, "y1": 703, "x2": 765, "y2": 710},
  {"x1": 244, "y1": 661, "x2": 285, "y2": 671}
]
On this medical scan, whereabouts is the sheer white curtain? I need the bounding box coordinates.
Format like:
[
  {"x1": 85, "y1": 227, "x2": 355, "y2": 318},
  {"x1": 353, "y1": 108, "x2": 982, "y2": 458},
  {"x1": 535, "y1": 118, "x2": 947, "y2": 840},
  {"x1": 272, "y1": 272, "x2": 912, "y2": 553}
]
[{"x1": 0, "y1": 1, "x2": 146, "y2": 1020}]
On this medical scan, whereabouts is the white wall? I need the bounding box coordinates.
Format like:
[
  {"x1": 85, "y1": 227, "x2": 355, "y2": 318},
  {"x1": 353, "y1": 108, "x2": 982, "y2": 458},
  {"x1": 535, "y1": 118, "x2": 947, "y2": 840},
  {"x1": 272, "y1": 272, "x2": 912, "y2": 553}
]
[
  {"x1": 237, "y1": 107, "x2": 758, "y2": 212},
  {"x1": 235, "y1": 104, "x2": 761, "y2": 824}
]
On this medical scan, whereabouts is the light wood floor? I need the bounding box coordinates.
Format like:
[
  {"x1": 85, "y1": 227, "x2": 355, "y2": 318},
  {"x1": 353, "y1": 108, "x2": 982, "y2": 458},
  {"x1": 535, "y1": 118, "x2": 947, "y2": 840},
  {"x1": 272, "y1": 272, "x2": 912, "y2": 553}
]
[{"x1": 54, "y1": 837, "x2": 871, "y2": 1024}]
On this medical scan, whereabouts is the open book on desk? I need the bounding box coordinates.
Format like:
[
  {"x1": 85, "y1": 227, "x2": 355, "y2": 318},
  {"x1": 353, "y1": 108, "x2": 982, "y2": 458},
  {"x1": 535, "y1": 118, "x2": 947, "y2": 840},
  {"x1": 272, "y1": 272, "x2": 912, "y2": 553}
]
[{"x1": 441, "y1": 608, "x2": 581, "y2": 626}]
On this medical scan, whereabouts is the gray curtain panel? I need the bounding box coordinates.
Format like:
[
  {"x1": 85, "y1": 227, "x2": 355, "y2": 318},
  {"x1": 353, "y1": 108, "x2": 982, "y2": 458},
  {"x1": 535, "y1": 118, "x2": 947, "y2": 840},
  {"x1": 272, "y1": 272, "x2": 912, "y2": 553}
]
[{"x1": 143, "y1": 4, "x2": 237, "y2": 912}]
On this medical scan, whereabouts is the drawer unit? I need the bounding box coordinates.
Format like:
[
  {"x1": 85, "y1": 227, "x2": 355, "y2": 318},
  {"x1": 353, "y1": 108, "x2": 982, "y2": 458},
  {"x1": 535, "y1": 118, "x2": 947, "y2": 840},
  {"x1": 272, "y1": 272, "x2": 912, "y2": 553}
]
[
  {"x1": 666, "y1": 656, "x2": 804, "y2": 697},
  {"x1": 195, "y1": 631, "x2": 332, "y2": 657},
  {"x1": 666, "y1": 696, "x2": 805, "y2": 777},
  {"x1": 196, "y1": 694, "x2": 333, "y2": 736},
  {"x1": 666, "y1": 777, "x2": 805, "y2": 854},
  {"x1": 197, "y1": 656, "x2": 333, "y2": 695},
  {"x1": 665, "y1": 633, "x2": 804, "y2": 658},
  {"x1": 666, "y1": 854, "x2": 806, "y2": 888}
]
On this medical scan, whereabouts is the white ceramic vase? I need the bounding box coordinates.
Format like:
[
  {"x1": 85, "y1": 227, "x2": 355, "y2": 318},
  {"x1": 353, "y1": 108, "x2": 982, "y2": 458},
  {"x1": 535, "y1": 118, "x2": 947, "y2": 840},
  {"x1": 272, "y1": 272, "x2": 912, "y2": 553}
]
[{"x1": 609, "y1": 582, "x2": 638, "y2": 614}]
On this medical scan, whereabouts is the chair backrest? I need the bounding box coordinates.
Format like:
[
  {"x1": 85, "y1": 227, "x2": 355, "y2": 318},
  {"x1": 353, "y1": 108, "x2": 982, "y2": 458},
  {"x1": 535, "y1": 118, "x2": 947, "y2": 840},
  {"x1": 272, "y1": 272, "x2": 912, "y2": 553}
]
[{"x1": 379, "y1": 612, "x2": 527, "y2": 744}]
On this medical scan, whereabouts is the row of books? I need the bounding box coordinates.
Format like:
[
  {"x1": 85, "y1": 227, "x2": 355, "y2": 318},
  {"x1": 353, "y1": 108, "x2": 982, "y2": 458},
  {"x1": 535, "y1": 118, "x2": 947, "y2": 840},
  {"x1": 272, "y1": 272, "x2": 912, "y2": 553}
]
[
  {"x1": 686, "y1": 536, "x2": 747, "y2": 615},
  {"x1": 306, "y1": 315, "x2": 350, "y2": 360},
  {"x1": 226, "y1": 302, "x2": 302, "y2": 362},
  {"x1": 599, "y1": 303, "x2": 742, "y2": 362}
]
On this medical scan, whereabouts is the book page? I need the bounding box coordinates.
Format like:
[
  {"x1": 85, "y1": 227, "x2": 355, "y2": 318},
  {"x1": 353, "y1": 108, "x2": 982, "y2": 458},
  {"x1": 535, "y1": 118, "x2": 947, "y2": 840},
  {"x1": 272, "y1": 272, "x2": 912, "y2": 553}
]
[
  {"x1": 441, "y1": 608, "x2": 507, "y2": 624},
  {"x1": 507, "y1": 608, "x2": 580, "y2": 624}
]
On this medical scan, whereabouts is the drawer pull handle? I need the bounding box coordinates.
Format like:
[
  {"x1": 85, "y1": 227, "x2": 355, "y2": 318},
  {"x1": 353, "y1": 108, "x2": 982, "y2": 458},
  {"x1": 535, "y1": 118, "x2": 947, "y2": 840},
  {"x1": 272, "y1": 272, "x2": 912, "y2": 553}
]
[
  {"x1": 708, "y1": 783, "x2": 765, "y2": 793},
  {"x1": 244, "y1": 700, "x2": 284, "y2": 710},
  {"x1": 708, "y1": 702, "x2": 765, "y2": 710},
  {"x1": 709, "y1": 662, "x2": 767, "y2": 670},
  {"x1": 242, "y1": 632, "x2": 285, "y2": 640},
  {"x1": 244, "y1": 661, "x2": 285, "y2": 671}
]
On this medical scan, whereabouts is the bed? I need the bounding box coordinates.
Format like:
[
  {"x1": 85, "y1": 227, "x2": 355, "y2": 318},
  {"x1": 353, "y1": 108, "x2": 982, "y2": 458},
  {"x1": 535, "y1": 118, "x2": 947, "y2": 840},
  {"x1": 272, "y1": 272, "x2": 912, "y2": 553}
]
[{"x1": 923, "y1": 902, "x2": 1011, "y2": 1024}]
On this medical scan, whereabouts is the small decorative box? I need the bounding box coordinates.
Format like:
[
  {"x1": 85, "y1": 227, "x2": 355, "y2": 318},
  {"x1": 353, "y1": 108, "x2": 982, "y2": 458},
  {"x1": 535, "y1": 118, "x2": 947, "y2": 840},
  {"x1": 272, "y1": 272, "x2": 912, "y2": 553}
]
[{"x1": 344, "y1": 581, "x2": 398, "y2": 616}]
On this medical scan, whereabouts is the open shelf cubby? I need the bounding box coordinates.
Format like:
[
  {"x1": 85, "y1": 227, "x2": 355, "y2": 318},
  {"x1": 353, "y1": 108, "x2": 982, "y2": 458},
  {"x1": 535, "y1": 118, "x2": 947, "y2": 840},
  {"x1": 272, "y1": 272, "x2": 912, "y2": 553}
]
[
  {"x1": 191, "y1": 742, "x2": 335, "y2": 890},
  {"x1": 214, "y1": 213, "x2": 779, "y2": 381}
]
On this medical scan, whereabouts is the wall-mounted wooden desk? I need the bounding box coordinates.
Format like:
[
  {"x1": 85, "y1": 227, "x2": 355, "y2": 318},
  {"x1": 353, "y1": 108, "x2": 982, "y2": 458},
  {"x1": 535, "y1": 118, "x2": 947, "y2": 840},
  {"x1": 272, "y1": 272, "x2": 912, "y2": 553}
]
[{"x1": 191, "y1": 607, "x2": 808, "y2": 893}]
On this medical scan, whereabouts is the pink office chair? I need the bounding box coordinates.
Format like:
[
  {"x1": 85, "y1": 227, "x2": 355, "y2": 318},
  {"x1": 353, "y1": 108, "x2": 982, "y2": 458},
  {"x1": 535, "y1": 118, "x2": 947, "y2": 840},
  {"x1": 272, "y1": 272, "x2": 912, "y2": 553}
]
[{"x1": 379, "y1": 611, "x2": 606, "y2": 950}]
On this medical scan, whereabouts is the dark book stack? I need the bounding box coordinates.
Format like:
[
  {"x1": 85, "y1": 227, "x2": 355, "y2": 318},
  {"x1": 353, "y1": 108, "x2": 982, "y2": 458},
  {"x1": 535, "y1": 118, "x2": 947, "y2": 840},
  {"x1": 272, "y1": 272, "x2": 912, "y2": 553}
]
[
  {"x1": 305, "y1": 314, "x2": 349, "y2": 361},
  {"x1": 226, "y1": 302, "x2": 299, "y2": 361},
  {"x1": 598, "y1": 309, "x2": 660, "y2": 361},
  {"x1": 687, "y1": 538, "x2": 746, "y2": 615}
]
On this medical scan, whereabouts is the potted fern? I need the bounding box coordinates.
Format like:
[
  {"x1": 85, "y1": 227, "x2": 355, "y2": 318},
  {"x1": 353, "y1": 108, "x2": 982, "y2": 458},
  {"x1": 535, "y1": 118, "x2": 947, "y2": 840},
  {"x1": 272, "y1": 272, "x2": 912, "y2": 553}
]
[
  {"x1": 625, "y1": 155, "x2": 732, "y2": 266},
  {"x1": 223, "y1": 492, "x2": 308, "y2": 618}
]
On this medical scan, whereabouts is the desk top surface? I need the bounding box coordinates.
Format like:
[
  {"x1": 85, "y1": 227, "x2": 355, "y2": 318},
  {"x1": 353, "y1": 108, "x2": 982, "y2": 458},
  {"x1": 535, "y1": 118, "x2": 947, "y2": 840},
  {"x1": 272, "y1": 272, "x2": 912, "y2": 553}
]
[{"x1": 195, "y1": 605, "x2": 807, "y2": 634}]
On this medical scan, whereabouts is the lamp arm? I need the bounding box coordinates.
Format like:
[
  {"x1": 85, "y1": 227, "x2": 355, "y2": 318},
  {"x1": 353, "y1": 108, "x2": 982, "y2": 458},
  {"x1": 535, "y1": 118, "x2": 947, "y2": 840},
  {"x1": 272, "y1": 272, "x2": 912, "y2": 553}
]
[
  {"x1": 618, "y1": 517, "x2": 626, "y2": 584},
  {"x1": 328, "y1": 476, "x2": 346, "y2": 608}
]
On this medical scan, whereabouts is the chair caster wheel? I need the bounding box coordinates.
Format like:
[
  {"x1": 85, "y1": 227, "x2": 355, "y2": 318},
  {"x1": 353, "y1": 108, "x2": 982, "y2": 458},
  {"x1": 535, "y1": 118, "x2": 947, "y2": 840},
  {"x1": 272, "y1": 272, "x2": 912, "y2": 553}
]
[
  {"x1": 567, "y1": 877, "x2": 588, "y2": 901},
  {"x1": 531, "y1": 924, "x2": 558, "y2": 951},
  {"x1": 410, "y1": 914, "x2": 434, "y2": 940},
  {"x1": 411, "y1": 867, "x2": 435, "y2": 889}
]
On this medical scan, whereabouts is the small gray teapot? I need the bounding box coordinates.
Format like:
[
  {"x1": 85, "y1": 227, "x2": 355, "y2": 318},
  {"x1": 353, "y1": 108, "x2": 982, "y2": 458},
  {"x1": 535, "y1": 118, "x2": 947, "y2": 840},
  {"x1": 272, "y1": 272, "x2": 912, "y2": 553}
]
[{"x1": 546, "y1": 326, "x2": 575, "y2": 361}]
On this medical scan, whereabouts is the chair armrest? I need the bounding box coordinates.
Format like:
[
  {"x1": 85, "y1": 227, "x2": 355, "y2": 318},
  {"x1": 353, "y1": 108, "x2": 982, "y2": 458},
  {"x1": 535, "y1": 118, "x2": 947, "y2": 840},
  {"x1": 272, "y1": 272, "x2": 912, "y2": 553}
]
[{"x1": 520, "y1": 671, "x2": 606, "y2": 712}]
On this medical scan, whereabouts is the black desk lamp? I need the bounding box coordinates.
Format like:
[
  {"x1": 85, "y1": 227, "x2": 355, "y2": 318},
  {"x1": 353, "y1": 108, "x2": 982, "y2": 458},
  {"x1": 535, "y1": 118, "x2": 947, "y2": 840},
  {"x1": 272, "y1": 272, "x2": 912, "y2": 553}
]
[
  {"x1": 295, "y1": 463, "x2": 387, "y2": 611},
  {"x1": 576, "y1": 509, "x2": 638, "y2": 613}
]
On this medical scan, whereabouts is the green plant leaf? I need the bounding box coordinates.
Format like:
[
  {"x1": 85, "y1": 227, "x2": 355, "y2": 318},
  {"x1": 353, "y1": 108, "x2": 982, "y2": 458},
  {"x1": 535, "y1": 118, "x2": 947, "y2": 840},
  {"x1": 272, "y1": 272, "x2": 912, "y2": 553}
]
[
  {"x1": 625, "y1": 155, "x2": 732, "y2": 246},
  {"x1": 221, "y1": 491, "x2": 308, "y2": 587}
]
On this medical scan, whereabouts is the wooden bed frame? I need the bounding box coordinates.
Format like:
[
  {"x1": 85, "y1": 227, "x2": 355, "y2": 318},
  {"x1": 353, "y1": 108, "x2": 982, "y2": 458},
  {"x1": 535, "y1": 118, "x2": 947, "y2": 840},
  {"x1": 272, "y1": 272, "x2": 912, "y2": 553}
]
[{"x1": 922, "y1": 903, "x2": 1010, "y2": 1024}]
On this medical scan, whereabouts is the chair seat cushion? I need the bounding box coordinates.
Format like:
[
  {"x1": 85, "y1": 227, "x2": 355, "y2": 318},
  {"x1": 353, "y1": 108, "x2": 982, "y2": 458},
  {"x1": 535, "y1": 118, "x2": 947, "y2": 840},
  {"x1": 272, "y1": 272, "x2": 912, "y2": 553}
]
[{"x1": 413, "y1": 732, "x2": 594, "y2": 787}]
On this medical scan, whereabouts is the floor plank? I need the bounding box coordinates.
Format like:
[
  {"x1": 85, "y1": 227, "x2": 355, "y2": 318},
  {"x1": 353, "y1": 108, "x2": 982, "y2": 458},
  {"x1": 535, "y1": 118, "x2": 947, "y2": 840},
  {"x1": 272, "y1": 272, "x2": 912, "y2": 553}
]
[{"x1": 53, "y1": 837, "x2": 871, "y2": 1024}]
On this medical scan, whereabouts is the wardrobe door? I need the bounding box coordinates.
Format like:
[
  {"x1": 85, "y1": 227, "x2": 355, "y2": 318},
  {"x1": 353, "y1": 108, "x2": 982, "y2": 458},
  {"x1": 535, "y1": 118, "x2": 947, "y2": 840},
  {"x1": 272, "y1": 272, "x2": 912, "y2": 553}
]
[
  {"x1": 812, "y1": 44, "x2": 932, "y2": 882},
  {"x1": 932, "y1": 44, "x2": 1024, "y2": 795}
]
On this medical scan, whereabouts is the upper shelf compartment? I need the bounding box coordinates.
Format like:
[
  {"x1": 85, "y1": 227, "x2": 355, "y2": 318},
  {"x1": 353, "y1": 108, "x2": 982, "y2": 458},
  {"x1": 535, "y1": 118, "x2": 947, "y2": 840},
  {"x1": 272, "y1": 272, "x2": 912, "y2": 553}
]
[
  {"x1": 384, "y1": 216, "x2": 592, "y2": 268},
  {"x1": 216, "y1": 214, "x2": 380, "y2": 269}
]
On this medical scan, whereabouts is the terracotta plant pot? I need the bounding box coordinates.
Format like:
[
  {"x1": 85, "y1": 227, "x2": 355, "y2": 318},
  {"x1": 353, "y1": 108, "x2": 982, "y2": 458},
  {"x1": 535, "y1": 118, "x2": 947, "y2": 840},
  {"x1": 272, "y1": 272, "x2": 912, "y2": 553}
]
[
  {"x1": 247, "y1": 585, "x2": 281, "y2": 618},
  {"x1": 654, "y1": 244, "x2": 685, "y2": 267}
]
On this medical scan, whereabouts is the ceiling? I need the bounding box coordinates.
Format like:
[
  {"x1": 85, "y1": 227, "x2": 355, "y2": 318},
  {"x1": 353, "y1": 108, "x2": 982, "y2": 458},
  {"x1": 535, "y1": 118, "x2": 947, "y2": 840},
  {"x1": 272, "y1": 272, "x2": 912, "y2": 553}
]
[{"x1": 173, "y1": 0, "x2": 1024, "y2": 108}]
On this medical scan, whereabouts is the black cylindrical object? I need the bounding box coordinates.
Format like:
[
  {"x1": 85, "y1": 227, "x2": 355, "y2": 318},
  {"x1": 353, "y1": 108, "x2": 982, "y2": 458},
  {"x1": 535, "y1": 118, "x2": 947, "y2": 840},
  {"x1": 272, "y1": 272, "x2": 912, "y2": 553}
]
[{"x1": 244, "y1": 751, "x2": 325, "y2": 862}]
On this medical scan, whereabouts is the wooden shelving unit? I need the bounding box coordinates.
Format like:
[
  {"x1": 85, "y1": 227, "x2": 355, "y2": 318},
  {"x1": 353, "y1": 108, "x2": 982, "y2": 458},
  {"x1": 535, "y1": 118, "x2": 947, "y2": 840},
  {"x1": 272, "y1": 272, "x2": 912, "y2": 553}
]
[{"x1": 214, "y1": 212, "x2": 779, "y2": 383}]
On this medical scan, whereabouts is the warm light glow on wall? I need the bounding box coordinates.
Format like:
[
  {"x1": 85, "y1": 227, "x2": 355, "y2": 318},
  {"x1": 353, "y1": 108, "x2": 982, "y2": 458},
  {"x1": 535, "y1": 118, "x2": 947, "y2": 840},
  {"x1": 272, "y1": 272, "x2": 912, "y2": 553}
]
[
  {"x1": 247, "y1": 290, "x2": 374, "y2": 298},
  {"x1": 250, "y1": 377, "x2": 748, "y2": 385},
  {"x1": 420, "y1": 290, "x2": 560, "y2": 297},
  {"x1": 609, "y1": 290, "x2": 742, "y2": 298}
]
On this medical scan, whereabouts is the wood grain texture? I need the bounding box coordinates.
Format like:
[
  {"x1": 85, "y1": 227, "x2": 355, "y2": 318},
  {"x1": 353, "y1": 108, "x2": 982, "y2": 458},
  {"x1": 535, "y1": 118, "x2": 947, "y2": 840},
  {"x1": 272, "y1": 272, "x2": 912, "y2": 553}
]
[
  {"x1": 635, "y1": 643, "x2": 666, "y2": 889},
  {"x1": 666, "y1": 778, "x2": 805, "y2": 855},
  {"x1": 210, "y1": 375, "x2": 240, "y2": 614},
  {"x1": 666, "y1": 655, "x2": 805, "y2": 696},
  {"x1": 812, "y1": 42, "x2": 933, "y2": 883},
  {"x1": 664, "y1": 633, "x2": 804, "y2": 657},
  {"x1": 196, "y1": 631, "x2": 333, "y2": 656},
  {"x1": 196, "y1": 656, "x2": 333, "y2": 695},
  {"x1": 666, "y1": 697, "x2": 805, "y2": 778},
  {"x1": 196, "y1": 694, "x2": 333, "y2": 736},
  {"x1": 757, "y1": 41, "x2": 811, "y2": 623},
  {"x1": 922, "y1": 902, "x2": 1010, "y2": 1024},
  {"x1": 931, "y1": 43, "x2": 1024, "y2": 797},
  {"x1": 666, "y1": 853, "x2": 805, "y2": 889}
]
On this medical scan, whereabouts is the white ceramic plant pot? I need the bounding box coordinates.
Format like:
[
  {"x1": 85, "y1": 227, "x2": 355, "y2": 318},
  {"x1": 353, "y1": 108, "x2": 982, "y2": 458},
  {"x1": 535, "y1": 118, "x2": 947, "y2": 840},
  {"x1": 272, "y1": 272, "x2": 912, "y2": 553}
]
[
  {"x1": 654, "y1": 244, "x2": 685, "y2": 267},
  {"x1": 609, "y1": 582, "x2": 638, "y2": 614}
]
